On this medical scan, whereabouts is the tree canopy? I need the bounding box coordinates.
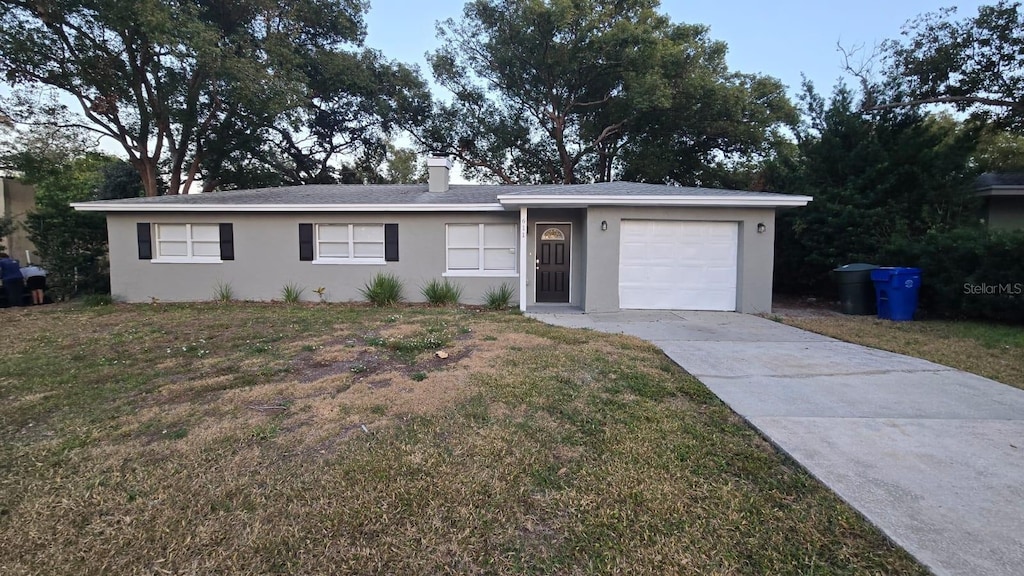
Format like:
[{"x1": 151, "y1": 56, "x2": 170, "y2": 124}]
[
  {"x1": 767, "y1": 81, "x2": 983, "y2": 294},
  {"x1": 0, "y1": 0, "x2": 430, "y2": 195},
  {"x1": 869, "y1": 1, "x2": 1024, "y2": 128},
  {"x1": 419, "y1": 0, "x2": 795, "y2": 186}
]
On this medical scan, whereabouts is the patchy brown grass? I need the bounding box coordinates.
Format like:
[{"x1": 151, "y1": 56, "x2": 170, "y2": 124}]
[
  {"x1": 777, "y1": 312, "x2": 1024, "y2": 390},
  {"x1": 0, "y1": 302, "x2": 925, "y2": 574}
]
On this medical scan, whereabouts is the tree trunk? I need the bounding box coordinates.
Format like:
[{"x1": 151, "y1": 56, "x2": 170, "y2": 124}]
[{"x1": 131, "y1": 158, "x2": 162, "y2": 197}]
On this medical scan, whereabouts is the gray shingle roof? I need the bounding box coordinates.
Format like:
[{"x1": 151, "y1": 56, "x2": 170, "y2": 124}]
[
  {"x1": 976, "y1": 173, "x2": 1024, "y2": 189},
  {"x1": 82, "y1": 181, "x2": 802, "y2": 206}
]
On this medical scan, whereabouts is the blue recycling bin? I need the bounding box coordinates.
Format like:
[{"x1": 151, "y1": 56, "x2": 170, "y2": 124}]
[{"x1": 870, "y1": 267, "x2": 922, "y2": 321}]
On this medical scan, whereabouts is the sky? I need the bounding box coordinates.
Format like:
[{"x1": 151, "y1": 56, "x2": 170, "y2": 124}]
[{"x1": 364, "y1": 0, "x2": 989, "y2": 99}]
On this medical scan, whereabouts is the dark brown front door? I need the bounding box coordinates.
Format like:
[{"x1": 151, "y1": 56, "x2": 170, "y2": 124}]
[{"x1": 536, "y1": 224, "x2": 570, "y2": 303}]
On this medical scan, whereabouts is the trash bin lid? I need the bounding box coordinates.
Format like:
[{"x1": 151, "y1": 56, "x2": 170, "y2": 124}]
[
  {"x1": 870, "y1": 267, "x2": 894, "y2": 281},
  {"x1": 870, "y1": 267, "x2": 922, "y2": 281},
  {"x1": 832, "y1": 263, "x2": 879, "y2": 273}
]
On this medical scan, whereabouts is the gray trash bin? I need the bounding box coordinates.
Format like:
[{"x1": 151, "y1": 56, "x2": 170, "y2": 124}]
[{"x1": 832, "y1": 263, "x2": 879, "y2": 315}]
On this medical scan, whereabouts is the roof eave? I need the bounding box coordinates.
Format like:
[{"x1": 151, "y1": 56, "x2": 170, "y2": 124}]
[
  {"x1": 71, "y1": 202, "x2": 507, "y2": 213},
  {"x1": 975, "y1": 186, "x2": 1024, "y2": 197},
  {"x1": 496, "y1": 195, "x2": 813, "y2": 208}
]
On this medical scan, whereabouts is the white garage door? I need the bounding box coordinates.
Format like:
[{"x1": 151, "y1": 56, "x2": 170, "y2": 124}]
[{"x1": 618, "y1": 220, "x2": 738, "y2": 311}]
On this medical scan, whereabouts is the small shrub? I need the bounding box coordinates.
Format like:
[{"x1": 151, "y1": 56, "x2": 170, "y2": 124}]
[
  {"x1": 484, "y1": 283, "x2": 515, "y2": 310},
  {"x1": 411, "y1": 372, "x2": 427, "y2": 382},
  {"x1": 281, "y1": 283, "x2": 304, "y2": 303},
  {"x1": 421, "y1": 278, "x2": 463, "y2": 306},
  {"x1": 213, "y1": 282, "x2": 235, "y2": 302},
  {"x1": 360, "y1": 273, "x2": 405, "y2": 306}
]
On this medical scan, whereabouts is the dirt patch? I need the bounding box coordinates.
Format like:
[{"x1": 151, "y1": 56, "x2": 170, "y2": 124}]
[{"x1": 771, "y1": 294, "x2": 844, "y2": 318}]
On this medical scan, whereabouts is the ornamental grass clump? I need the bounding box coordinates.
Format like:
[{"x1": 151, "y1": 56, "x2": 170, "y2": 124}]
[
  {"x1": 360, "y1": 273, "x2": 405, "y2": 306},
  {"x1": 421, "y1": 278, "x2": 463, "y2": 306}
]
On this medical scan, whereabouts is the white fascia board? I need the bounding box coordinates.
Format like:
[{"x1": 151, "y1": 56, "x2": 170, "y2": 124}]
[
  {"x1": 975, "y1": 186, "x2": 1024, "y2": 197},
  {"x1": 71, "y1": 203, "x2": 506, "y2": 213},
  {"x1": 496, "y1": 195, "x2": 813, "y2": 208}
]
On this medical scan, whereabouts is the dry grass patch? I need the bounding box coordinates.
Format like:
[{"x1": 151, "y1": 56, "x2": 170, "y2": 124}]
[
  {"x1": 779, "y1": 314, "x2": 1024, "y2": 389},
  {"x1": 0, "y1": 302, "x2": 926, "y2": 574}
]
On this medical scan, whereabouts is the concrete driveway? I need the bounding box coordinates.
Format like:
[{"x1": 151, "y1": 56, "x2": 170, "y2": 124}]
[{"x1": 530, "y1": 310, "x2": 1024, "y2": 576}]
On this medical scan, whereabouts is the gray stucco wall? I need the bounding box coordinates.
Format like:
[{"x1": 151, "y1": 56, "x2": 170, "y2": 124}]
[
  {"x1": 581, "y1": 206, "x2": 777, "y2": 314},
  {"x1": 986, "y1": 196, "x2": 1024, "y2": 230},
  {"x1": 106, "y1": 212, "x2": 521, "y2": 304}
]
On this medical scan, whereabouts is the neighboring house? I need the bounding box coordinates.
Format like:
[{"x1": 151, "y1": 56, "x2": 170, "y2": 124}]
[
  {"x1": 72, "y1": 158, "x2": 811, "y2": 313},
  {"x1": 976, "y1": 173, "x2": 1024, "y2": 230},
  {"x1": 1, "y1": 178, "x2": 38, "y2": 261}
]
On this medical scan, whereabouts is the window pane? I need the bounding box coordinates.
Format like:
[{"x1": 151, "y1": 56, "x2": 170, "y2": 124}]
[
  {"x1": 192, "y1": 241, "x2": 220, "y2": 258},
  {"x1": 319, "y1": 242, "x2": 350, "y2": 258},
  {"x1": 448, "y1": 248, "x2": 480, "y2": 270},
  {"x1": 353, "y1": 242, "x2": 384, "y2": 259},
  {"x1": 191, "y1": 224, "x2": 220, "y2": 241},
  {"x1": 318, "y1": 224, "x2": 348, "y2": 242},
  {"x1": 159, "y1": 241, "x2": 187, "y2": 257},
  {"x1": 540, "y1": 227, "x2": 565, "y2": 241},
  {"x1": 448, "y1": 224, "x2": 479, "y2": 248},
  {"x1": 353, "y1": 224, "x2": 383, "y2": 242},
  {"x1": 484, "y1": 248, "x2": 516, "y2": 270},
  {"x1": 157, "y1": 224, "x2": 187, "y2": 241},
  {"x1": 484, "y1": 224, "x2": 516, "y2": 248}
]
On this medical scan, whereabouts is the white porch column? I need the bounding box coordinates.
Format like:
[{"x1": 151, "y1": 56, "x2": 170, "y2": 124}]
[{"x1": 519, "y1": 206, "x2": 528, "y2": 311}]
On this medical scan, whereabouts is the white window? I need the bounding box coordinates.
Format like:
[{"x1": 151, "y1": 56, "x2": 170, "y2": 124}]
[
  {"x1": 316, "y1": 224, "x2": 385, "y2": 263},
  {"x1": 446, "y1": 223, "x2": 517, "y2": 276},
  {"x1": 155, "y1": 224, "x2": 221, "y2": 262}
]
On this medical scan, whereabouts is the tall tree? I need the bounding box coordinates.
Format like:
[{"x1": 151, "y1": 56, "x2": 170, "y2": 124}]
[
  {"x1": 0, "y1": 0, "x2": 375, "y2": 196},
  {"x1": 869, "y1": 1, "x2": 1024, "y2": 127},
  {"x1": 421, "y1": 0, "x2": 794, "y2": 185},
  {"x1": 767, "y1": 82, "x2": 981, "y2": 294},
  {"x1": 202, "y1": 48, "x2": 432, "y2": 190}
]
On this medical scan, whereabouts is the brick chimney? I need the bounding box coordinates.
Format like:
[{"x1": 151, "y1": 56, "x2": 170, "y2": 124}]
[{"x1": 427, "y1": 154, "x2": 451, "y2": 193}]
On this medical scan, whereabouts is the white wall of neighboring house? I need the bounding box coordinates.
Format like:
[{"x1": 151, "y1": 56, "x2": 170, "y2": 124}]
[{"x1": 0, "y1": 178, "x2": 38, "y2": 262}]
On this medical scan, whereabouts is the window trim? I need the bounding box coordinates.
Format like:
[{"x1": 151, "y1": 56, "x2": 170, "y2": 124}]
[
  {"x1": 152, "y1": 223, "x2": 223, "y2": 264},
  {"x1": 444, "y1": 223, "x2": 518, "y2": 277},
  {"x1": 313, "y1": 223, "x2": 387, "y2": 265}
]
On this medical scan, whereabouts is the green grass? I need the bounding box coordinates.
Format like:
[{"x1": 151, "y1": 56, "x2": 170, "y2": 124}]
[
  {"x1": 781, "y1": 315, "x2": 1024, "y2": 389},
  {"x1": 0, "y1": 302, "x2": 926, "y2": 574},
  {"x1": 79, "y1": 293, "x2": 112, "y2": 307}
]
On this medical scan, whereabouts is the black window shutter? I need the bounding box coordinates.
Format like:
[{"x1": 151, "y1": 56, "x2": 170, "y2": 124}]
[
  {"x1": 299, "y1": 223, "x2": 314, "y2": 261},
  {"x1": 219, "y1": 223, "x2": 234, "y2": 260},
  {"x1": 384, "y1": 223, "x2": 399, "y2": 262},
  {"x1": 137, "y1": 223, "x2": 152, "y2": 260}
]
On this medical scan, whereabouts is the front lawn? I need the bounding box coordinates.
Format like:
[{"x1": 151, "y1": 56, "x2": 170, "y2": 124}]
[
  {"x1": 779, "y1": 314, "x2": 1024, "y2": 390},
  {"x1": 0, "y1": 302, "x2": 924, "y2": 574}
]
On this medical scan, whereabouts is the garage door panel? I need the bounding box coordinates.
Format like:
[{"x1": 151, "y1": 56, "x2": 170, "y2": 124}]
[{"x1": 618, "y1": 220, "x2": 738, "y2": 311}]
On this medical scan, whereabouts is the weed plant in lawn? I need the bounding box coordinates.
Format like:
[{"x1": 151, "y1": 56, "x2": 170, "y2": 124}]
[{"x1": 0, "y1": 302, "x2": 926, "y2": 574}]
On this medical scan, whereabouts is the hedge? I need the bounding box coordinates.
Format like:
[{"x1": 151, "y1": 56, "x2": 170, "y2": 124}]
[{"x1": 880, "y1": 228, "x2": 1024, "y2": 323}]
